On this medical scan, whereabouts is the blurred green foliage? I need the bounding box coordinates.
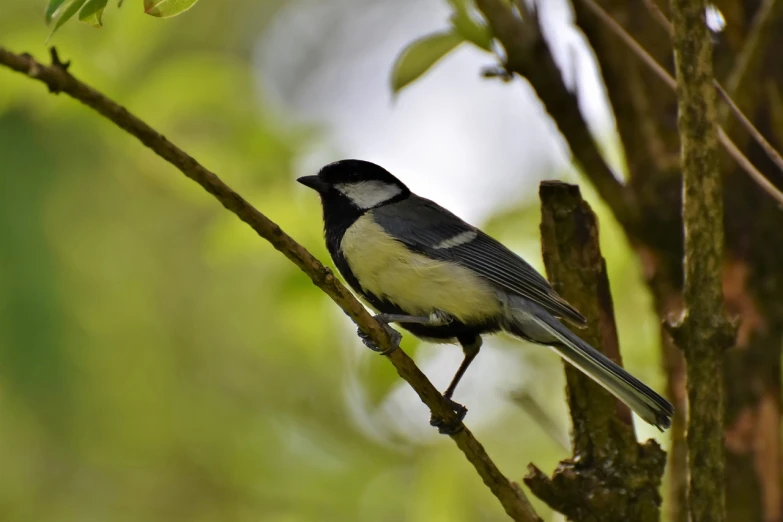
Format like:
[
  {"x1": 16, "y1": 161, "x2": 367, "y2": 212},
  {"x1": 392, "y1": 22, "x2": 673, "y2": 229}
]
[
  {"x1": 0, "y1": 1, "x2": 667, "y2": 520},
  {"x1": 45, "y1": 0, "x2": 198, "y2": 38}
]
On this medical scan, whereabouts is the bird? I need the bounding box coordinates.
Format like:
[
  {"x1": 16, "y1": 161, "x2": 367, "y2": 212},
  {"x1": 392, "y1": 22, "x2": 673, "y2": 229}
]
[{"x1": 298, "y1": 159, "x2": 673, "y2": 433}]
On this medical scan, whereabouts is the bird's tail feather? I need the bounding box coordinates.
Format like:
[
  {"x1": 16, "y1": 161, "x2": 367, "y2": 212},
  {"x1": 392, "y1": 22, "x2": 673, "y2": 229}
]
[{"x1": 504, "y1": 302, "x2": 673, "y2": 430}]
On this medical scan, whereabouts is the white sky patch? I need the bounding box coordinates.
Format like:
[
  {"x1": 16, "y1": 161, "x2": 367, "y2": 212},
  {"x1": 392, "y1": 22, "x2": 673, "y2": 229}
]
[
  {"x1": 255, "y1": 0, "x2": 619, "y2": 223},
  {"x1": 706, "y1": 5, "x2": 726, "y2": 33}
]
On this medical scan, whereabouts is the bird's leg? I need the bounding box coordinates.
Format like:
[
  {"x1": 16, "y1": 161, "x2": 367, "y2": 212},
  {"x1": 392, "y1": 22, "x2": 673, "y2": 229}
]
[
  {"x1": 430, "y1": 335, "x2": 482, "y2": 435},
  {"x1": 357, "y1": 311, "x2": 469, "y2": 434},
  {"x1": 444, "y1": 335, "x2": 482, "y2": 400},
  {"x1": 375, "y1": 310, "x2": 453, "y2": 326},
  {"x1": 356, "y1": 310, "x2": 453, "y2": 355}
]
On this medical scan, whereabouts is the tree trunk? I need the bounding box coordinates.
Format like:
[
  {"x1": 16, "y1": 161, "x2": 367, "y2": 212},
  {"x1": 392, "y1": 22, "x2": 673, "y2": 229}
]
[
  {"x1": 572, "y1": 1, "x2": 783, "y2": 520},
  {"x1": 524, "y1": 181, "x2": 665, "y2": 522}
]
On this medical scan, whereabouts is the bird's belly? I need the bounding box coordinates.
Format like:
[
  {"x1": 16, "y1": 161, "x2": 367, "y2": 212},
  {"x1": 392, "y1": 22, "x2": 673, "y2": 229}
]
[{"x1": 341, "y1": 215, "x2": 502, "y2": 323}]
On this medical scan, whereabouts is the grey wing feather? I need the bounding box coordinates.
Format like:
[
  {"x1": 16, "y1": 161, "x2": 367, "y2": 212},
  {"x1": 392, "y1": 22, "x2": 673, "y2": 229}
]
[{"x1": 373, "y1": 196, "x2": 587, "y2": 325}]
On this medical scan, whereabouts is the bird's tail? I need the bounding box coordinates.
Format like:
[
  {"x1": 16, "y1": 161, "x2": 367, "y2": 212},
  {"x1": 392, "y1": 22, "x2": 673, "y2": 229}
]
[{"x1": 503, "y1": 298, "x2": 673, "y2": 430}]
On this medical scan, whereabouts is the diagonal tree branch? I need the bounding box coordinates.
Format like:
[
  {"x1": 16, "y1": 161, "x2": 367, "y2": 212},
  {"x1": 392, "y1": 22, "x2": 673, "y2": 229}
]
[
  {"x1": 474, "y1": 0, "x2": 639, "y2": 234},
  {"x1": 572, "y1": 0, "x2": 678, "y2": 183},
  {"x1": 723, "y1": 0, "x2": 780, "y2": 110},
  {"x1": 577, "y1": 0, "x2": 783, "y2": 205},
  {"x1": 0, "y1": 46, "x2": 541, "y2": 522},
  {"x1": 631, "y1": 0, "x2": 783, "y2": 179}
]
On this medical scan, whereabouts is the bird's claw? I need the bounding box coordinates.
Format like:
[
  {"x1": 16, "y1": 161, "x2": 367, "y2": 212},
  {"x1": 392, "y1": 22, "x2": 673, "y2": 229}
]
[
  {"x1": 357, "y1": 321, "x2": 402, "y2": 356},
  {"x1": 430, "y1": 397, "x2": 468, "y2": 435}
]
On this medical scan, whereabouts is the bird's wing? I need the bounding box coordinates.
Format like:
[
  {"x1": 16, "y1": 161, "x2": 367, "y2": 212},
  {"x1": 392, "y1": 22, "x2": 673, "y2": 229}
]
[{"x1": 372, "y1": 196, "x2": 586, "y2": 325}]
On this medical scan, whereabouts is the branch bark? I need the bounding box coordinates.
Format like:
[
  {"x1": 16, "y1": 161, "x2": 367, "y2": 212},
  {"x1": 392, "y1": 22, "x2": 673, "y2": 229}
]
[
  {"x1": 0, "y1": 46, "x2": 541, "y2": 522},
  {"x1": 572, "y1": 1, "x2": 783, "y2": 519},
  {"x1": 616, "y1": 0, "x2": 783, "y2": 183},
  {"x1": 523, "y1": 181, "x2": 666, "y2": 522},
  {"x1": 474, "y1": 0, "x2": 638, "y2": 233},
  {"x1": 576, "y1": 0, "x2": 783, "y2": 205},
  {"x1": 666, "y1": 3, "x2": 736, "y2": 521}
]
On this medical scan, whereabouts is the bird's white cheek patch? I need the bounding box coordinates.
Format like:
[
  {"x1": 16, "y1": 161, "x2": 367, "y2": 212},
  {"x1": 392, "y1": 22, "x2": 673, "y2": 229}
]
[
  {"x1": 336, "y1": 181, "x2": 402, "y2": 209},
  {"x1": 433, "y1": 230, "x2": 478, "y2": 249}
]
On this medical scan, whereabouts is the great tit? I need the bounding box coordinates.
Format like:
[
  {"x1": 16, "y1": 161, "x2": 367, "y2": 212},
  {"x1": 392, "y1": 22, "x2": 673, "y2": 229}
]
[{"x1": 298, "y1": 159, "x2": 673, "y2": 431}]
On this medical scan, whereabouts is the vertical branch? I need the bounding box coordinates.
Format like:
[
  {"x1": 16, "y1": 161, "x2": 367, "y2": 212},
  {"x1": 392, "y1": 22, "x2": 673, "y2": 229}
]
[
  {"x1": 661, "y1": 317, "x2": 689, "y2": 522},
  {"x1": 539, "y1": 182, "x2": 634, "y2": 444},
  {"x1": 667, "y1": 2, "x2": 736, "y2": 521},
  {"x1": 523, "y1": 181, "x2": 666, "y2": 522}
]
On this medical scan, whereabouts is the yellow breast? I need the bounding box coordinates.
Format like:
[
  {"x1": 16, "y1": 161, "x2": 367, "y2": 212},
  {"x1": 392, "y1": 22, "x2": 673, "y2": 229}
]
[{"x1": 340, "y1": 213, "x2": 502, "y2": 322}]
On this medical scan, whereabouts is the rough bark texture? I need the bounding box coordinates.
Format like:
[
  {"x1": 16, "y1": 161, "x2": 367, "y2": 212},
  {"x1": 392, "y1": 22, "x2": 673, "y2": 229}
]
[
  {"x1": 716, "y1": 4, "x2": 783, "y2": 520},
  {"x1": 668, "y1": 1, "x2": 735, "y2": 521},
  {"x1": 568, "y1": 2, "x2": 783, "y2": 520},
  {"x1": 477, "y1": 0, "x2": 783, "y2": 518},
  {"x1": 523, "y1": 182, "x2": 666, "y2": 522}
]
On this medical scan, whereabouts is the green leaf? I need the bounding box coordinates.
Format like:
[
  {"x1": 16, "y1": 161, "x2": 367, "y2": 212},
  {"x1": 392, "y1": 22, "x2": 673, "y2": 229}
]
[
  {"x1": 446, "y1": 0, "x2": 469, "y2": 13},
  {"x1": 390, "y1": 31, "x2": 464, "y2": 95},
  {"x1": 445, "y1": 0, "x2": 493, "y2": 51},
  {"x1": 45, "y1": 0, "x2": 68, "y2": 23},
  {"x1": 48, "y1": 0, "x2": 88, "y2": 38},
  {"x1": 143, "y1": 0, "x2": 199, "y2": 18},
  {"x1": 79, "y1": 0, "x2": 109, "y2": 27},
  {"x1": 450, "y1": 11, "x2": 493, "y2": 51},
  {"x1": 117, "y1": 0, "x2": 125, "y2": 6}
]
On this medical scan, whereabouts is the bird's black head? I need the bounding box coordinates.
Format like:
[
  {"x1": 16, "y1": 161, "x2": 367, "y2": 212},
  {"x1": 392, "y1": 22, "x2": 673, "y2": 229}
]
[{"x1": 297, "y1": 159, "x2": 411, "y2": 213}]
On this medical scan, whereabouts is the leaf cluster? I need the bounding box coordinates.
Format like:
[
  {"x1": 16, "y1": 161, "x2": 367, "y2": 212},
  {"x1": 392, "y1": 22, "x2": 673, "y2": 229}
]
[{"x1": 45, "y1": 0, "x2": 199, "y2": 37}]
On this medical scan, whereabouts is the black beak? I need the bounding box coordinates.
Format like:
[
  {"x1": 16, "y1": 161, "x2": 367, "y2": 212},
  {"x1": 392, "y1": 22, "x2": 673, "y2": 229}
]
[{"x1": 297, "y1": 176, "x2": 329, "y2": 193}]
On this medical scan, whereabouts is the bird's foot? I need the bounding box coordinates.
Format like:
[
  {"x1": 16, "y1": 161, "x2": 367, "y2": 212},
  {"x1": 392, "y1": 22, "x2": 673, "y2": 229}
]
[
  {"x1": 430, "y1": 396, "x2": 467, "y2": 435},
  {"x1": 357, "y1": 316, "x2": 402, "y2": 356}
]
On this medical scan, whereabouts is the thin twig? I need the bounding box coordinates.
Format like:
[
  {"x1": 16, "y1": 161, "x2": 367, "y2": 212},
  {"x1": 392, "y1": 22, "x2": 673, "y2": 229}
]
[
  {"x1": 716, "y1": 127, "x2": 783, "y2": 203},
  {"x1": 581, "y1": 0, "x2": 675, "y2": 90},
  {"x1": 640, "y1": 0, "x2": 670, "y2": 29},
  {"x1": 0, "y1": 46, "x2": 541, "y2": 522},
  {"x1": 577, "y1": 0, "x2": 783, "y2": 206},
  {"x1": 635, "y1": 0, "x2": 783, "y2": 179},
  {"x1": 509, "y1": 390, "x2": 569, "y2": 452},
  {"x1": 724, "y1": 0, "x2": 779, "y2": 98},
  {"x1": 582, "y1": 0, "x2": 783, "y2": 198},
  {"x1": 714, "y1": 83, "x2": 783, "y2": 176}
]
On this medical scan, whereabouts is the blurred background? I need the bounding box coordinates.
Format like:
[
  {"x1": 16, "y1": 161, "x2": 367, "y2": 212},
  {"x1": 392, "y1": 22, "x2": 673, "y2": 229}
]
[{"x1": 0, "y1": 0, "x2": 667, "y2": 520}]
